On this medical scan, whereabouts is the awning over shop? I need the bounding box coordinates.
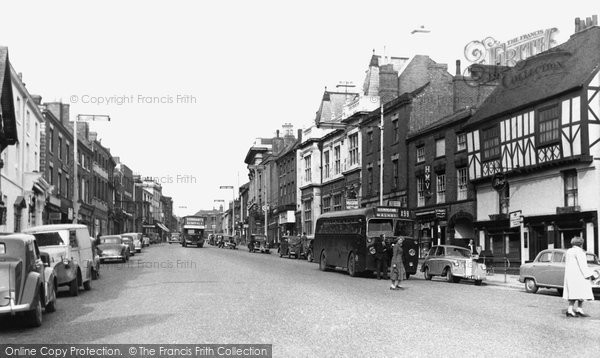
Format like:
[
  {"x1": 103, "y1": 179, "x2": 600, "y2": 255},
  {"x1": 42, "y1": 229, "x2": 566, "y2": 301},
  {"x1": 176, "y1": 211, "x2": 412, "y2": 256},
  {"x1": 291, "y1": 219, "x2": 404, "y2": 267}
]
[
  {"x1": 0, "y1": 47, "x2": 18, "y2": 150},
  {"x1": 156, "y1": 223, "x2": 170, "y2": 232}
]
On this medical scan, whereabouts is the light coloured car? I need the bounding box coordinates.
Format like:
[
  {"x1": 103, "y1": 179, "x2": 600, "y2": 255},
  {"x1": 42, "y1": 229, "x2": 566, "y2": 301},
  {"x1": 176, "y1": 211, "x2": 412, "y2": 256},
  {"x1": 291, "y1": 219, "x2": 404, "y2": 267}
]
[
  {"x1": 23, "y1": 224, "x2": 94, "y2": 296},
  {"x1": 142, "y1": 236, "x2": 150, "y2": 247},
  {"x1": 0, "y1": 234, "x2": 57, "y2": 327},
  {"x1": 519, "y1": 248, "x2": 600, "y2": 295},
  {"x1": 98, "y1": 236, "x2": 129, "y2": 263},
  {"x1": 421, "y1": 245, "x2": 486, "y2": 285},
  {"x1": 120, "y1": 235, "x2": 136, "y2": 256},
  {"x1": 122, "y1": 233, "x2": 142, "y2": 253}
]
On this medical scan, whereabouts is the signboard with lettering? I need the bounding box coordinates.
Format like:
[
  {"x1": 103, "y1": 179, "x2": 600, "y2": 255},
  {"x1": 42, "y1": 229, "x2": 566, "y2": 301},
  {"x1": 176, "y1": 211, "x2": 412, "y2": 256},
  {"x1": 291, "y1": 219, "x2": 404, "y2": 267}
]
[
  {"x1": 346, "y1": 199, "x2": 359, "y2": 209},
  {"x1": 510, "y1": 210, "x2": 522, "y2": 228},
  {"x1": 183, "y1": 216, "x2": 205, "y2": 226},
  {"x1": 424, "y1": 165, "x2": 431, "y2": 191},
  {"x1": 375, "y1": 207, "x2": 411, "y2": 219},
  {"x1": 435, "y1": 208, "x2": 447, "y2": 220}
]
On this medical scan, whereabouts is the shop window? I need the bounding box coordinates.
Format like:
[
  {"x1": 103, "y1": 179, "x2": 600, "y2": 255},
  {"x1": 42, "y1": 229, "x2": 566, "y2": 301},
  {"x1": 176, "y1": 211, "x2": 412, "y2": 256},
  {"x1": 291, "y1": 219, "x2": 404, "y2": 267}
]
[
  {"x1": 481, "y1": 125, "x2": 500, "y2": 161},
  {"x1": 417, "y1": 177, "x2": 425, "y2": 207},
  {"x1": 435, "y1": 138, "x2": 446, "y2": 158},
  {"x1": 457, "y1": 168, "x2": 468, "y2": 200},
  {"x1": 436, "y1": 174, "x2": 446, "y2": 204},
  {"x1": 416, "y1": 146, "x2": 425, "y2": 163},
  {"x1": 303, "y1": 200, "x2": 312, "y2": 235},
  {"x1": 538, "y1": 104, "x2": 560, "y2": 146},
  {"x1": 564, "y1": 170, "x2": 578, "y2": 207}
]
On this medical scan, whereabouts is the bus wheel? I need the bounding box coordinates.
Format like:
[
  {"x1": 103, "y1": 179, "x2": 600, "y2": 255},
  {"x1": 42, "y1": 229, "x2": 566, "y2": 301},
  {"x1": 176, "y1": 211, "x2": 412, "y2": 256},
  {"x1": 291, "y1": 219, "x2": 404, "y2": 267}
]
[
  {"x1": 347, "y1": 253, "x2": 357, "y2": 277},
  {"x1": 319, "y1": 251, "x2": 328, "y2": 271}
]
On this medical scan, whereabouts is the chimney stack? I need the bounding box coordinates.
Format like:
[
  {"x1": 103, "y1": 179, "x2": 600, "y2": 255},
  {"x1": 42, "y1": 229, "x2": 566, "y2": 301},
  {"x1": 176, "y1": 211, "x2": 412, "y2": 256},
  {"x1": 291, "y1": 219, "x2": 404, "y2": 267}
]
[
  {"x1": 456, "y1": 60, "x2": 461, "y2": 76},
  {"x1": 31, "y1": 95, "x2": 42, "y2": 105},
  {"x1": 575, "y1": 15, "x2": 598, "y2": 33}
]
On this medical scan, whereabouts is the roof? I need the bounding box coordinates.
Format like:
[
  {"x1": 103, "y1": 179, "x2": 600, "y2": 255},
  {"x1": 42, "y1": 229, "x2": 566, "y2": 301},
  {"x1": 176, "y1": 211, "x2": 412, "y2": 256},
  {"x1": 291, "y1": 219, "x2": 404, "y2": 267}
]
[
  {"x1": 0, "y1": 233, "x2": 35, "y2": 242},
  {"x1": 466, "y1": 26, "x2": 600, "y2": 127},
  {"x1": 407, "y1": 107, "x2": 475, "y2": 139},
  {"x1": 23, "y1": 224, "x2": 89, "y2": 233}
]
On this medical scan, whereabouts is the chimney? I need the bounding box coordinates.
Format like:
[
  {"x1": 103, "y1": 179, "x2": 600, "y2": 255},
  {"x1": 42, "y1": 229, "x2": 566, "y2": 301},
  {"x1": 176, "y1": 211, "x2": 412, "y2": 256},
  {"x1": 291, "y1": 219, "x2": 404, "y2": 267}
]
[
  {"x1": 575, "y1": 15, "x2": 598, "y2": 33},
  {"x1": 60, "y1": 103, "x2": 70, "y2": 125},
  {"x1": 31, "y1": 95, "x2": 42, "y2": 105},
  {"x1": 276, "y1": 129, "x2": 280, "y2": 138},
  {"x1": 456, "y1": 60, "x2": 461, "y2": 76},
  {"x1": 297, "y1": 129, "x2": 302, "y2": 142},
  {"x1": 89, "y1": 131, "x2": 98, "y2": 142}
]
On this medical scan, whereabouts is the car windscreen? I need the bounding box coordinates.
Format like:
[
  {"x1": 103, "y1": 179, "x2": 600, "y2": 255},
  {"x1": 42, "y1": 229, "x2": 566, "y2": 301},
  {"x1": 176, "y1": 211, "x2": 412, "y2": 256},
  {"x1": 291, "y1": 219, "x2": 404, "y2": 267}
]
[
  {"x1": 367, "y1": 219, "x2": 394, "y2": 237},
  {"x1": 33, "y1": 232, "x2": 67, "y2": 246},
  {"x1": 101, "y1": 238, "x2": 121, "y2": 244},
  {"x1": 446, "y1": 247, "x2": 471, "y2": 258}
]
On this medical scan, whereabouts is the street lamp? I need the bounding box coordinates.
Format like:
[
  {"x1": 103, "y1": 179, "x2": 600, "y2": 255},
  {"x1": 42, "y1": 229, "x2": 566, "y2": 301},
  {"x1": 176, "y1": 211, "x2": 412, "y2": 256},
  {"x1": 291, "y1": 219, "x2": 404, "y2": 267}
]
[
  {"x1": 219, "y1": 185, "x2": 236, "y2": 236},
  {"x1": 316, "y1": 103, "x2": 384, "y2": 206},
  {"x1": 72, "y1": 114, "x2": 110, "y2": 224}
]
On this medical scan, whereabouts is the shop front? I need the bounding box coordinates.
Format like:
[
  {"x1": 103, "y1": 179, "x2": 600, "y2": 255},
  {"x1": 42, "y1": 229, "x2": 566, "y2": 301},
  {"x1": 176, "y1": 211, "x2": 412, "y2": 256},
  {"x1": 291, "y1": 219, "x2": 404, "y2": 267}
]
[
  {"x1": 278, "y1": 209, "x2": 296, "y2": 237},
  {"x1": 415, "y1": 208, "x2": 448, "y2": 258}
]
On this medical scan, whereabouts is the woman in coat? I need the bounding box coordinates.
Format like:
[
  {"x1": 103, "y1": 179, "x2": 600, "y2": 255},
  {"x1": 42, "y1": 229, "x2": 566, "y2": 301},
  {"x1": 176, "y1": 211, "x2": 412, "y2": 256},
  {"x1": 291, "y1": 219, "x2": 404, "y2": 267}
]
[
  {"x1": 390, "y1": 238, "x2": 405, "y2": 290},
  {"x1": 563, "y1": 236, "x2": 599, "y2": 317}
]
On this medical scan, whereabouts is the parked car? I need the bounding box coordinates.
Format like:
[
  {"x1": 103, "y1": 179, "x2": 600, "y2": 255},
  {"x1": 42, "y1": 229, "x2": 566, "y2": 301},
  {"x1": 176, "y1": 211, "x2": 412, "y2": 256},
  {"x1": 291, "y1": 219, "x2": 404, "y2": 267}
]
[
  {"x1": 23, "y1": 224, "x2": 94, "y2": 296},
  {"x1": 224, "y1": 235, "x2": 237, "y2": 249},
  {"x1": 90, "y1": 237, "x2": 101, "y2": 279},
  {"x1": 142, "y1": 236, "x2": 150, "y2": 247},
  {"x1": 421, "y1": 245, "x2": 486, "y2": 285},
  {"x1": 287, "y1": 236, "x2": 303, "y2": 259},
  {"x1": 519, "y1": 248, "x2": 600, "y2": 295},
  {"x1": 303, "y1": 236, "x2": 314, "y2": 262},
  {"x1": 0, "y1": 234, "x2": 57, "y2": 327},
  {"x1": 120, "y1": 235, "x2": 136, "y2": 256},
  {"x1": 97, "y1": 235, "x2": 130, "y2": 263},
  {"x1": 278, "y1": 237, "x2": 290, "y2": 257},
  {"x1": 122, "y1": 233, "x2": 143, "y2": 253}
]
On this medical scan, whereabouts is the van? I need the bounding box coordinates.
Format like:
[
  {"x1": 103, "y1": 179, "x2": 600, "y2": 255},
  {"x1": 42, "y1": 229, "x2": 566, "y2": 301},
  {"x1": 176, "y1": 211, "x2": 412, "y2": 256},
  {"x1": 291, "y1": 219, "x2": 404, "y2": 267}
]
[{"x1": 23, "y1": 224, "x2": 94, "y2": 296}]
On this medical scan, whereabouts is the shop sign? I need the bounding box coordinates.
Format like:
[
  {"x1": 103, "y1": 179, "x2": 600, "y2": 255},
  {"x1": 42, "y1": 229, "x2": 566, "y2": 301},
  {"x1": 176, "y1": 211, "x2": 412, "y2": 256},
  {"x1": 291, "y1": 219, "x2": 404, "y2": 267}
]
[
  {"x1": 509, "y1": 210, "x2": 522, "y2": 228},
  {"x1": 492, "y1": 172, "x2": 506, "y2": 191},
  {"x1": 346, "y1": 199, "x2": 359, "y2": 209},
  {"x1": 278, "y1": 210, "x2": 295, "y2": 224},
  {"x1": 68, "y1": 208, "x2": 73, "y2": 220},
  {"x1": 424, "y1": 165, "x2": 431, "y2": 190},
  {"x1": 49, "y1": 212, "x2": 61, "y2": 221},
  {"x1": 435, "y1": 208, "x2": 447, "y2": 220}
]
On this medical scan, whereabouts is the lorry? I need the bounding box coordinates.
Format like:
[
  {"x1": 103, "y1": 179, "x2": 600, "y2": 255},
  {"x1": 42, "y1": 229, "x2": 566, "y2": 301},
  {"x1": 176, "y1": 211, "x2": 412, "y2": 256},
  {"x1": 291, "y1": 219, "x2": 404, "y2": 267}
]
[{"x1": 181, "y1": 216, "x2": 206, "y2": 248}]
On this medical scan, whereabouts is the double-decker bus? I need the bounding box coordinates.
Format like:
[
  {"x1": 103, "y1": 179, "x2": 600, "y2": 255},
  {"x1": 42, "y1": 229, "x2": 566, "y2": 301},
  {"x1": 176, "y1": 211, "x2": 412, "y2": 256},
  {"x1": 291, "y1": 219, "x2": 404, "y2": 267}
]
[
  {"x1": 181, "y1": 216, "x2": 206, "y2": 248},
  {"x1": 313, "y1": 206, "x2": 418, "y2": 278}
]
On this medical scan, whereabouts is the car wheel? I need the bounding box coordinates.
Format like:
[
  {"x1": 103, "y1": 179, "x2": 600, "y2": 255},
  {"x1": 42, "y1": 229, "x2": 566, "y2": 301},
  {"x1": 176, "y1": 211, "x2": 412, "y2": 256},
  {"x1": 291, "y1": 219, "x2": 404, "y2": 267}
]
[
  {"x1": 27, "y1": 298, "x2": 43, "y2": 327},
  {"x1": 279, "y1": 251, "x2": 283, "y2": 258},
  {"x1": 69, "y1": 277, "x2": 79, "y2": 296},
  {"x1": 83, "y1": 277, "x2": 92, "y2": 291},
  {"x1": 423, "y1": 267, "x2": 432, "y2": 280},
  {"x1": 45, "y1": 284, "x2": 57, "y2": 313},
  {"x1": 474, "y1": 279, "x2": 483, "y2": 286},
  {"x1": 347, "y1": 253, "x2": 357, "y2": 277},
  {"x1": 319, "y1": 251, "x2": 329, "y2": 271},
  {"x1": 445, "y1": 268, "x2": 454, "y2": 283},
  {"x1": 525, "y1": 278, "x2": 538, "y2": 293}
]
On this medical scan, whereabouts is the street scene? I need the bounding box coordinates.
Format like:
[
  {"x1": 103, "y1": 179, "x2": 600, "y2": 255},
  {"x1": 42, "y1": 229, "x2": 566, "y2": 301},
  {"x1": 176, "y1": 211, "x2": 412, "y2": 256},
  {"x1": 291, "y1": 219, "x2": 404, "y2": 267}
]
[{"x1": 2, "y1": 1, "x2": 600, "y2": 357}]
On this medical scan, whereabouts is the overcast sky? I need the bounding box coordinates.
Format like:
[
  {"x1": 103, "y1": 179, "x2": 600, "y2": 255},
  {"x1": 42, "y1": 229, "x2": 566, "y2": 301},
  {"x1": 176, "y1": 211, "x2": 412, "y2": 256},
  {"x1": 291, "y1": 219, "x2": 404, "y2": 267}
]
[{"x1": 1, "y1": 0, "x2": 598, "y2": 217}]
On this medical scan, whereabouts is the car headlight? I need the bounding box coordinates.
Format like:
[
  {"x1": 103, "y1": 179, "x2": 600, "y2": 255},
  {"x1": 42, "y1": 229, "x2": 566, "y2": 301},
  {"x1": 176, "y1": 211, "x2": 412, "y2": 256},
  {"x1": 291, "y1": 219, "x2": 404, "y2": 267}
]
[
  {"x1": 480, "y1": 264, "x2": 487, "y2": 270},
  {"x1": 62, "y1": 258, "x2": 70, "y2": 265},
  {"x1": 408, "y1": 249, "x2": 416, "y2": 256},
  {"x1": 452, "y1": 260, "x2": 459, "y2": 266},
  {"x1": 367, "y1": 238, "x2": 374, "y2": 245}
]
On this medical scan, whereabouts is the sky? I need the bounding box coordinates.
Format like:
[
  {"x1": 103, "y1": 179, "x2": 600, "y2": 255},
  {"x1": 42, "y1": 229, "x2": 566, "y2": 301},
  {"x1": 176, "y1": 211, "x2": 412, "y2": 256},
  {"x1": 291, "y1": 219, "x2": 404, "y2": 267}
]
[{"x1": 1, "y1": 0, "x2": 598, "y2": 217}]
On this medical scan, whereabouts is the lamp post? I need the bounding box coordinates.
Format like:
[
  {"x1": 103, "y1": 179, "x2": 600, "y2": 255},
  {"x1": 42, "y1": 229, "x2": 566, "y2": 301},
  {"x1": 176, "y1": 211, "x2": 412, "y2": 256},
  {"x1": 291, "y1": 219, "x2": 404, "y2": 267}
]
[
  {"x1": 72, "y1": 114, "x2": 110, "y2": 224},
  {"x1": 219, "y1": 185, "x2": 236, "y2": 235}
]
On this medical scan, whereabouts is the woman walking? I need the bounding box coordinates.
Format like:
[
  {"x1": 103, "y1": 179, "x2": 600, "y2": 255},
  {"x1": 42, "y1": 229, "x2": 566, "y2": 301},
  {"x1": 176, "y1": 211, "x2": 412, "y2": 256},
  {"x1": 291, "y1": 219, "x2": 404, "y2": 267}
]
[
  {"x1": 563, "y1": 236, "x2": 599, "y2": 317},
  {"x1": 390, "y1": 238, "x2": 405, "y2": 290}
]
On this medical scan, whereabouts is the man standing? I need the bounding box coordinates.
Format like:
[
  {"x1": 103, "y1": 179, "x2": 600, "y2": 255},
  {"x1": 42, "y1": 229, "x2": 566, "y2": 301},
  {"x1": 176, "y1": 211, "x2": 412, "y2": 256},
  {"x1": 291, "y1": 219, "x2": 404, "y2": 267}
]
[{"x1": 373, "y1": 234, "x2": 388, "y2": 280}]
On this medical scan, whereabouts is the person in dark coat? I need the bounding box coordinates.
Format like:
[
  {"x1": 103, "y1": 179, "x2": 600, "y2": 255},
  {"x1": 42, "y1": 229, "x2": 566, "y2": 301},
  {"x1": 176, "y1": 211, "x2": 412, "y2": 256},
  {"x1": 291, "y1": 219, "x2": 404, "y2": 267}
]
[
  {"x1": 373, "y1": 234, "x2": 388, "y2": 280},
  {"x1": 390, "y1": 237, "x2": 405, "y2": 290}
]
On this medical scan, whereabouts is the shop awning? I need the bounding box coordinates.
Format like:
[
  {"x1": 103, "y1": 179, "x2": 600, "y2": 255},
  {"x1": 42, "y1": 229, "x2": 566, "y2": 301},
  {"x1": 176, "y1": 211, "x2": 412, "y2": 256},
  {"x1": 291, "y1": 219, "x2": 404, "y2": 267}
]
[
  {"x1": 156, "y1": 223, "x2": 170, "y2": 232},
  {"x1": 0, "y1": 47, "x2": 18, "y2": 150}
]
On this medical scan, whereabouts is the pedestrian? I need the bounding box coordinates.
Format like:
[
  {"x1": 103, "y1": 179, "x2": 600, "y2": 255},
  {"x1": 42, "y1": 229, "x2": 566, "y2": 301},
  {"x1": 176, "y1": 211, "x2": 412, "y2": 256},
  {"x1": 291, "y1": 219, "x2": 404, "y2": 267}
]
[
  {"x1": 372, "y1": 234, "x2": 388, "y2": 280},
  {"x1": 563, "y1": 236, "x2": 600, "y2": 317},
  {"x1": 468, "y1": 239, "x2": 477, "y2": 255},
  {"x1": 390, "y1": 237, "x2": 405, "y2": 290}
]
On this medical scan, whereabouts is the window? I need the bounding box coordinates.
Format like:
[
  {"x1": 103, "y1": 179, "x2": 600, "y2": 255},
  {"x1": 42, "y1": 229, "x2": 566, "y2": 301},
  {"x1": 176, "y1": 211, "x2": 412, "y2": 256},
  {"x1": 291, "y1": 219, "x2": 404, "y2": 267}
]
[
  {"x1": 399, "y1": 194, "x2": 408, "y2": 208},
  {"x1": 564, "y1": 170, "x2": 578, "y2": 207},
  {"x1": 457, "y1": 133, "x2": 467, "y2": 152},
  {"x1": 367, "y1": 167, "x2": 373, "y2": 195},
  {"x1": 435, "y1": 138, "x2": 446, "y2": 158},
  {"x1": 303, "y1": 200, "x2": 312, "y2": 235},
  {"x1": 58, "y1": 136, "x2": 63, "y2": 160},
  {"x1": 349, "y1": 133, "x2": 359, "y2": 165},
  {"x1": 26, "y1": 111, "x2": 31, "y2": 133},
  {"x1": 304, "y1": 155, "x2": 311, "y2": 182},
  {"x1": 457, "y1": 168, "x2": 468, "y2": 201},
  {"x1": 481, "y1": 125, "x2": 500, "y2": 160},
  {"x1": 66, "y1": 176, "x2": 70, "y2": 199},
  {"x1": 538, "y1": 105, "x2": 560, "y2": 145},
  {"x1": 392, "y1": 160, "x2": 399, "y2": 189},
  {"x1": 416, "y1": 146, "x2": 425, "y2": 163},
  {"x1": 417, "y1": 177, "x2": 425, "y2": 207},
  {"x1": 14, "y1": 208, "x2": 22, "y2": 233},
  {"x1": 49, "y1": 128, "x2": 54, "y2": 153},
  {"x1": 58, "y1": 171, "x2": 63, "y2": 196},
  {"x1": 48, "y1": 164, "x2": 54, "y2": 185},
  {"x1": 436, "y1": 174, "x2": 446, "y2": 204},
  {"x1": 334, "y1": 146, "x2": 340, "y2": 174},
  {"x1": 323, "y1": 151, "x2": 330, "y2": 179},
  {"x1": 333, "y1": 194, "x2": 342, "y2": 211},
  {"x1": 393, "y1": 119, "x2": 399, "y2": 142},
  {"x1": 322, "y1": 197, "x2": 331, "y2": 213},
  {"x1": 367, "y1": 131, "x2": 374, "y2": 153},
  {"x1": 66, "y1": 143, "x2": 70, "y2": 164}
]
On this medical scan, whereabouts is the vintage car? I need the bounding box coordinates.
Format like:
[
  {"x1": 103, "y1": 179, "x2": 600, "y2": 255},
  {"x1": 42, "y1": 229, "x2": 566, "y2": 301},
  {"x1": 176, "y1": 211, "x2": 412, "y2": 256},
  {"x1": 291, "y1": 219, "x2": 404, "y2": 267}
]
[
  {"x1": 303, "y1": 236, "x2": 314, "y2": 262},
  {"x1": 287, "y1": 236, "x2": 304, "y2": 259},
  {"x1": 421, "y1": 245, "x2": 486, "y2": 285},
  {"x1": 249, "y1": 235, "x2": 270, "y2": 254},
  {"x1": 122, "y1": 233, "x2": 143, "y2": 253},
  {"x1": 142, "y1": 236, "x2": 150, "y2": 247},
  {"x1": 23, "y1": 224, "x2": 94, "y2": 296},
  {"x1": 223, "y1": 235, "x2": 237, "y2": 249},
  {"x1": 168, "y1": 233, "x2": 181, "y2": 244},
  {"x1": 120, "y1": 235, "x2": 136, "y2": 256},
  {"x1": 0, "y1": 234, "x2": 57, "y2": 327},
  {"x1": 90, "y1": 237, "x2": 101, "y2": 280},
  {"x1": 98, "y1": 236, "x2": 130, "y2": 263},
  {"x1": 519, "y1": 248, "x2": 600, "y2": 295},
  {"x1": 278, "y1": 237, "x2": 289, "y2": 257}
]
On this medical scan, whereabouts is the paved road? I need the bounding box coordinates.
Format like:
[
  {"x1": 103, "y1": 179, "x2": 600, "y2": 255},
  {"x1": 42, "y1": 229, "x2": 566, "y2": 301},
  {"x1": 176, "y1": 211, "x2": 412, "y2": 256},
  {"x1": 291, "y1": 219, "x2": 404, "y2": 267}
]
[{"x1": 2, "y1": 243, "x2": 599, "y2": 357}]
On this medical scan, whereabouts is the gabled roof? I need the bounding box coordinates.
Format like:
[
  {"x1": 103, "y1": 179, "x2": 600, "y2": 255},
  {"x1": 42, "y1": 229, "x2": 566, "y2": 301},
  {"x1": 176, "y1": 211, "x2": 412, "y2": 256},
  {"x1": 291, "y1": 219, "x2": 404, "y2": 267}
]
[
  {"x1": 0, "y1": 47, "x2": 18, "y2": 150},
  {"x1": 407, "y1": 107, "x2": 474, "y2": 139},
  {"x1": 466, "y1": 26, "x2": 600, "y2": 128}
]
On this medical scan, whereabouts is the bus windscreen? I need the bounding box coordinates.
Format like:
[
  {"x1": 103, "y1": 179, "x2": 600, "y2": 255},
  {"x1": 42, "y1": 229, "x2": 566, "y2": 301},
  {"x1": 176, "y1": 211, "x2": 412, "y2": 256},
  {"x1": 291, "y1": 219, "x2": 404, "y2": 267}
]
[
  {"x1": 367, "y1": 219, "x2": 394, "y2": 237},
  {"x1": 395, "y1": 220, "x2": 414, "y2": 237}
]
